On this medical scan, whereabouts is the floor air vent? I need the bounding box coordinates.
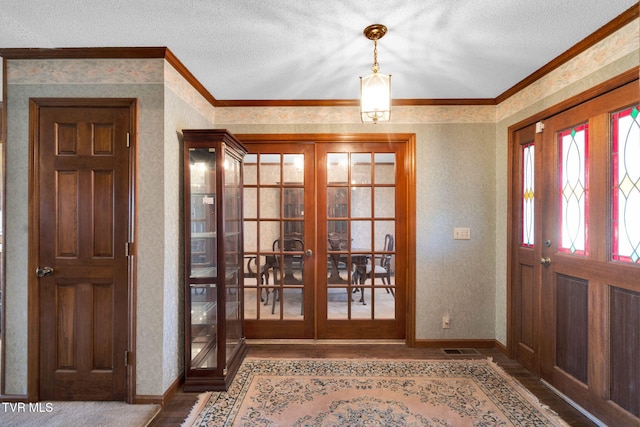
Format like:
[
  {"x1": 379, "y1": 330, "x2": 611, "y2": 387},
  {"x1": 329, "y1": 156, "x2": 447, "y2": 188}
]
[{"x1": 442, "y1": 348, "x2": 480, "y2": 355}]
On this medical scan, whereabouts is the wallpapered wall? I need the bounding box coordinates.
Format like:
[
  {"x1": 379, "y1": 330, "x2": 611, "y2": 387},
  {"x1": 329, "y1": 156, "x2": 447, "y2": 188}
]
[
  {"x1": 2, "y1": 58, "x2": 215, "y2": 396},
  {"x1": 1, "y1": 17, "x2": 637, "y2": 398}
]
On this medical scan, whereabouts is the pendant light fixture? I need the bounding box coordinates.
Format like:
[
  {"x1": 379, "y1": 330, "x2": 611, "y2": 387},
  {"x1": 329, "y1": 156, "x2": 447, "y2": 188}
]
[{"x1": 360, "y1": 24, "x2": 391, "y2": 123}]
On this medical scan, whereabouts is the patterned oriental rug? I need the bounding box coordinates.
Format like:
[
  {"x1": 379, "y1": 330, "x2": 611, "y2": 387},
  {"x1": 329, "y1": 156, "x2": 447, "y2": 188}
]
[{"x1": 184, "y1": 358, "x2": 569, "y2": 427}]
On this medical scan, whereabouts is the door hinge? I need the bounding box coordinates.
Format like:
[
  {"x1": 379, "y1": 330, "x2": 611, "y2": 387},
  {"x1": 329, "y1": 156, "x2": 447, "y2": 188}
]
[
  {"x1": 535, "y1": 121, "x2": 545, "y2": 133},
  {"x1": 124, "y1": 351, "x2": 133, "y2": 366},
  {"x1": 125, "y1": 241, "x2": 134, "y2": 257},
  {"x1": 126, "y1": 132, "x2": 130, "y2": 147}
]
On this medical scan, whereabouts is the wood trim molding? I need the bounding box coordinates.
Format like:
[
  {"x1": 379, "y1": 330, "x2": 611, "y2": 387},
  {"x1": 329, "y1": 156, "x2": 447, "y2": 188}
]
[
  {"x1": 405, "y1": 134, "x2": 417, "y2": 347},
  {"x1": 236, "y1": 133, "x2": 417, "y2": 143},
  {"x1": 215, "y1": 98, "x2": 497, "y2": 107},
  {"x1": 135, "y1": 373, "x2": 183, "y2": 406},
  {"x1": 215, "y1": 99, "x2": 359, "y2": 107},
  {"x1": 163, "y1": 49, "x2": 217, "y2": 107},
  {"x1": 0, "y1": 46, "x2": 169, "y2": 59},
  {"x1": 495, "y1": 340, "x2": 508, "y2": 356}
]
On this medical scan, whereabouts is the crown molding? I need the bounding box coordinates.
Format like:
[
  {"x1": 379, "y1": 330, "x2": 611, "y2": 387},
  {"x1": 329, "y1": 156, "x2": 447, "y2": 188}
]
[
  {"x1": 214, "y1": 98, "x2": 497, "y2": 107},
  {"x1": 0, "y1": 46, "x2": 169, "y2": 59}
]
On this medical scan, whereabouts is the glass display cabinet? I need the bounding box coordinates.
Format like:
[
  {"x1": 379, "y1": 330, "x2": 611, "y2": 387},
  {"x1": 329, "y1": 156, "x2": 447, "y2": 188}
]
[{"x1": 182, "y1": 129, "x2": 248, "y2": 391}]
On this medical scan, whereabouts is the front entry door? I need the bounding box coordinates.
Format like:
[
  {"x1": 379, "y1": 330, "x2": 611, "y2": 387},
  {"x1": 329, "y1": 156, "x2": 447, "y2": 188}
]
[
  {"x1": 241, "y1": 135, "x2": 410, "y2": 341},
  {"x1": 510, "y1": 81, "x2": 639, "y2": 425},
  {"x1": 32, "y1": 99, "x2": 134, "y2": 401},
  {"x1": 510, "y1": 124, "x2": 539, "y2": 374},
  {"x1": 537, "y1": 83, "x2": 639, "y2": 424}
]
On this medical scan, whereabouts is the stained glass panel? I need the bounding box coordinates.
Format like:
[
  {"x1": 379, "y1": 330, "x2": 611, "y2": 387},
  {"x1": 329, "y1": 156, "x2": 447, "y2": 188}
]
[
  {"x1": 558, "y1": 124, "x2": 589, "y2": 255},
  {"x1": 612, "y1": 106, "x2": 640, "y2": 263},
  {"x1": 522, "y1": 143, "x2": 535, "y2": 247}
]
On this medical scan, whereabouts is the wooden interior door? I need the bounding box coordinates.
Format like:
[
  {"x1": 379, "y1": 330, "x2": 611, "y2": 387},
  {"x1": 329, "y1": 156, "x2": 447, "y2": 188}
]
[
  {"x1": 240, "y1": 136, "x2": 409, "y2": 341},
  {"x1": 32, "y1": 100, "x2": 134, "y2": 401},
  {"x1": 536, "y1": 82, "x2": 639, "y2": 426},
  {"x1": 242, "y1": 143, "x2": 316, "y2": 339},
  {"x1": 316, "y1": 142, "x2": 406, "y2": 339}
]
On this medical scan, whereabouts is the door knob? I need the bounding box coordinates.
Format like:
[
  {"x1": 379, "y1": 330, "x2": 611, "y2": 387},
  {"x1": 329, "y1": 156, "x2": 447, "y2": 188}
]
[
  {"x1": 539, "y1": 257, "x2": 551, "y2": 266},
  {"x1": 305, "y1": 249, "x2": 313, "y2": 257},
  {"x1": 36, "y1": 266, "x2": 54, "y2": 278}
]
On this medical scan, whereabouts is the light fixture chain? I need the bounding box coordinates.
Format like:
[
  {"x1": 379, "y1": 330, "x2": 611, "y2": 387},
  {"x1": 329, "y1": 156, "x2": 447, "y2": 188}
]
[{"x1": 372, "y1": 39, "x2": 379, "y2": 73}]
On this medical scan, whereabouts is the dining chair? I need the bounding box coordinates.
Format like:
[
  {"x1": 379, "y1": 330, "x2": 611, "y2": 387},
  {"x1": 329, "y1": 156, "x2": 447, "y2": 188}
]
[
  {"x1": 366, "y1": 233, "x2": 394, "y2": 296},
  {"x1": 260, "y1": 237, "x2": 304, "y2": 314}
]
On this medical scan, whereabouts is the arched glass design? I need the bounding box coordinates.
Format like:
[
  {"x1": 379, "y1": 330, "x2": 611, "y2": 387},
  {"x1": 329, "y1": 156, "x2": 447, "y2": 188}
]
[
  {"x1": 612, "y1": 105, "x2": 640, "y2": 263},
  {"x1": 558, "y1": 124, "x2": 589, "y2": 255},
  {"x1": 521, "y1": 143, "x2": 535, "y2": 247}
]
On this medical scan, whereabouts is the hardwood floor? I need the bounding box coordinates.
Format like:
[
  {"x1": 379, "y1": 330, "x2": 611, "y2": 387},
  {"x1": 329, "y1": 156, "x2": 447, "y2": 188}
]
[{"x1": 148, "y1": 342, "x2": 598, "y2": 426}]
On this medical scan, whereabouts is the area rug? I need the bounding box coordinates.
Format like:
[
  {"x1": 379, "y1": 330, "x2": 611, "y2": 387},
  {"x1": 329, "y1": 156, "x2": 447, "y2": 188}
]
[
  {"x1": 185, "y1": 358, "x2": 568, "y2": 426},
  {"x1": 0, "y1": 401, "x2": 160, "y2": 427}
]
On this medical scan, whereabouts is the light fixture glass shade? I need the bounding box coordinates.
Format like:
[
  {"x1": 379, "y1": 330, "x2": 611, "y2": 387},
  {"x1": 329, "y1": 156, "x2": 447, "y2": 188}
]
[{"x1": 360, "y1": 72, "x2": 391, "y2": 122}]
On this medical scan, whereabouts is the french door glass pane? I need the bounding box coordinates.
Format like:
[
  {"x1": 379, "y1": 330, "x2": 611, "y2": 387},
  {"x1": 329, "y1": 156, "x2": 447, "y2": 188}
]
[
  {"x1": 351, "y1": 220, "x2": 371, "y2": 249},
  {"x1": 558, "y1": 124, "x2": 589, "y2": 255},
  {"x1": 326, "y1": 151, "x2": 396, "y2": 320},
  {"x1": 351, "y1": 187, "x2": 371, "y2": 218},
  {"x1": 244, "y1": 220, "x2": 257, "y2": 252},
  {"x1": 374, "y1": 153, "x2": 396, "y2": 184},
  {"x1": 283, "y1": 154, "x2": 304, "y2": 183},
  {"x1": 259, "y1": 221, "x2": 279, "y2": 251},
  {"x1": 244, "y1": 187, "x2": 257, "y2": 218},
  {"x1": 259, "y1": 154, "x2": 280, "y2": 185},
  {"x1": 612, "y1": 106, "x2": 640, "y2": 263},
  {"x1": 244, "y1": 154, "x2": 257, "y2": 185},
  {"x1": 374, "y1": 187, "x2": 395, "y2": 218},
  {"x1": 245, "y1": 152, "x2": 306, "y2": 320},
  {"x1": 260, "y1": 188, "x2": 280, "y2": 218},
  {"x1": 351, "y1": 153, "x2": 371, "y2": 184},
  {"x1": 522, "y1": 143, "x2": 535, "y2": 247},
  {"x1": 327, "y1": 153, "x2": 348, "y2": 184}
]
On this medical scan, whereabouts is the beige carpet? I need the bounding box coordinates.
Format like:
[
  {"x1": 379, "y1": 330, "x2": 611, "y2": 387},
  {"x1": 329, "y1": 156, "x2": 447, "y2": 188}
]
[
  {"x1": 0, "y1": 401, "x2": 160, "y2": 426},
  {"x1": 185, "y1": 358, "x2": 569, "y2": 426}
]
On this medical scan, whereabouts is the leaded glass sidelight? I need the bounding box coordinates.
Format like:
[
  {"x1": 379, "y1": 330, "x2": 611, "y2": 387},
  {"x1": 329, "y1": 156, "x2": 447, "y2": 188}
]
[
  {"x1": 558, "y1": 124, "x2": 589, "y2": 255},
  {"x1": 612, "y1": 106, "x2": 640, "y2": 263},
  {"x1": 522, "y1": 143, "x2": 535, "y2": 247}
]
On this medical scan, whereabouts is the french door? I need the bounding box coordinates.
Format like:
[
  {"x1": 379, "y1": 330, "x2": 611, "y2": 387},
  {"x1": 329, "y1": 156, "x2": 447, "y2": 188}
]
[
  {"x1": 511, "y1": 80, "x2": 639, "y2": 425},
  {"x1": 242, "y1": 142, "x2": 316, "y2": 338},
  {"x1": 240, "y1": 136, "x2": 410, "y2": 340}
]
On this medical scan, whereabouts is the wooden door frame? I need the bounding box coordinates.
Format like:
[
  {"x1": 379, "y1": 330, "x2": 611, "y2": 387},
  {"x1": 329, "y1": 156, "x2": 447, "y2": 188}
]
[
  {"x1": 237, "y1": 133, "x2": 417, "y2": 345},
  {"x1": 507, "y1": 68, "x2": 638, "y2": 359},
  {"x1": 27, "y1": 98, "x2": 138, "y2": 402}
]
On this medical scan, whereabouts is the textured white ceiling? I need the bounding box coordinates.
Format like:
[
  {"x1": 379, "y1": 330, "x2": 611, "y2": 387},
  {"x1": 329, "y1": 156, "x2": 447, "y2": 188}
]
[{"x1": 0, "y1": 0, "x2": 637, "y2": 101}]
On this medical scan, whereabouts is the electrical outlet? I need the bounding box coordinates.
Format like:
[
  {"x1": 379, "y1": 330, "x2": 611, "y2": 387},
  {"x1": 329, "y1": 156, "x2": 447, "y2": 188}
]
[
  {"x1": 442, "y1": 315, "x2": 451, "y2": 329},
  {"x1": 453, "y1": 227, "x2": 470, "y2": 240}
]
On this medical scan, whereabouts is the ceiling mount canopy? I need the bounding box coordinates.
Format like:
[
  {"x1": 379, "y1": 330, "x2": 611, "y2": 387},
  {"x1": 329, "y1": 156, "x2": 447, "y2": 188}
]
[{"x1": 360, "y1": 24, "x2": 391, "y2": 123}]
